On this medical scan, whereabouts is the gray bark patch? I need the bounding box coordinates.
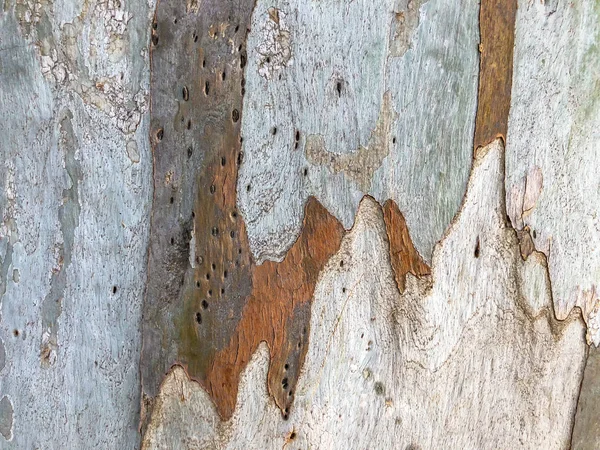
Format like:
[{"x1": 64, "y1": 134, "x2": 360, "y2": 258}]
[
  {"x1": 0, "y1": 339, "x2": 5, "y2": 372},
  {"x1": 40, "y1": 109, "x2": 81, "y2": 368},
  {"x1": 0, "y1": 396, "x2": 13, "y2": 441}
]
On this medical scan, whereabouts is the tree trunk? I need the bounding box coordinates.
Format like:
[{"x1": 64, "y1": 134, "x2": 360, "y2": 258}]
[{"x1": 1, "y1": 0, "x2": 599, "y2": 448}]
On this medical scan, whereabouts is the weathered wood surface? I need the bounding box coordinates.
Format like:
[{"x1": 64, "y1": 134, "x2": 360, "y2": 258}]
[
  {"x1": 506, "y1": 0, "x2": 600, "y2": 445},
  {"x1": 140, "y1": 0, "x2": 257, "y2": 428},
  {"x1": 1, "y1": 0, "x2": 599, "y2": 447},
  {"x1": 143, "y1": 140, "x2": 587, "y2": 449}
]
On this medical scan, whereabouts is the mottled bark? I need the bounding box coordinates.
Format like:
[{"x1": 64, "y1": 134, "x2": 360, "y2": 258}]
[{"x1": 1, "y1": 0, "x2": 599, "y2": 448}]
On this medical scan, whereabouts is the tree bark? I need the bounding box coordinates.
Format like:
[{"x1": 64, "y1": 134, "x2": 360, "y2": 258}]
[{"x1": 0, "y1": 0, "x2": 599, "y2": 448}]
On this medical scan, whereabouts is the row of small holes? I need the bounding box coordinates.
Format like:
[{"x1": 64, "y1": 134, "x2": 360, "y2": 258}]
[
  {"x1": 150, "y1": 20, "x2": 243, "y2": 328},
  {"x1": 193, "y1": 25, "x2": 247, "y2": 330},
  {"x1": 194, "y1": 208, "x2": 241, "y2": 326},
  {"x1": 280, "y1": 326, "x2": 309, "y2": 418}
]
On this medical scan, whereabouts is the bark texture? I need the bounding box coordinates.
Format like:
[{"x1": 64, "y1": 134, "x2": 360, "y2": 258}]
[
  {"x1": 0, "y1": 0, "x2": 599, "y2": 448},
  {"x1": 143, "y1": 140, "x2": 587, "y2": 449},
  {"x1": 1, "y1": 0, "x2": 152, "y2": 446}
]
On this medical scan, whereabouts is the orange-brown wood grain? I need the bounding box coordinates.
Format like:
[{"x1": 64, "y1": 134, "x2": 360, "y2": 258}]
[
  {"x1": 383, "y1": 200, "x2": 431, "y2": 292},
  {"x1": 473, "y1": 0, "x2": 518, "y2": 150},
  {"x1": 203, "y1": 198, "x2": 344, "y2": 419}
]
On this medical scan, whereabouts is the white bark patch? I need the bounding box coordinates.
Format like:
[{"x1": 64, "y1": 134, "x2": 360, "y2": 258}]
[
  {"x1": 256, "y1": 8, "x2": 292, "y2": 80},
  {"x1": 506, "y1": 0, "x2": 600, "y2": 344},
  {"x1": 126, "y1": 140, "x2": 140, "y2": 163},
  {"x1": 185, "y1": 0, "x2": 199, "y2": 14},
  {"x1": 16, "y1": 0, "x2": 148, "y2": 135},
  {"x1": 144, "y1": 140, "x2": 586, "y2": 449}
]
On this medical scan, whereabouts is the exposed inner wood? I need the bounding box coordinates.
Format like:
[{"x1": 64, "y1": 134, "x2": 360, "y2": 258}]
[
  {"x1": 383, "y1": 200, "x2": 431, "y2": 292},
  {"x1": 473, "y1": 0, "x2": 517, "y2": 150},
  {"x1": 141, "y1": 0, "x2": 257, "y2": 429},
  {"x1": 196, "y1": 198, "x2": 345, "y2": 419}
]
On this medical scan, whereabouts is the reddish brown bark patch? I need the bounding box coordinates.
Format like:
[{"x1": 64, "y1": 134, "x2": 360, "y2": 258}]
[
  {"x1": 473, "y1": 0, "x2": 517, "y2": 150},
  {"x1": 204, "y1": 198, "x2": 344, "y2": 419},
  {"x1": 141, "y1": 0, "x2": 257, "y2": 429},
  {"x1": 383, "y1": 200, "x2": 430, "y2": 292}
]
